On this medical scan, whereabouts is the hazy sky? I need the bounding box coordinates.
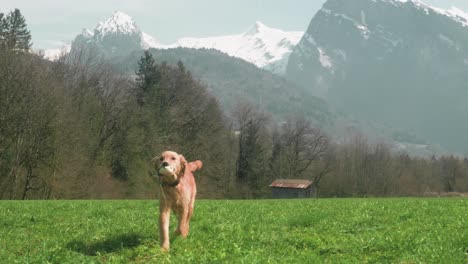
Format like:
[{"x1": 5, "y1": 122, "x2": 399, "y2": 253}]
[{"x1": 2, "y1": 0, "x2": 468, "y2": 50}]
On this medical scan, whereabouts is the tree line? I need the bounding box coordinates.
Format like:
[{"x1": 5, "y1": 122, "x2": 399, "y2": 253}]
[{"x1": 0, "y1": 9, "x2": 467, "y2": 199}]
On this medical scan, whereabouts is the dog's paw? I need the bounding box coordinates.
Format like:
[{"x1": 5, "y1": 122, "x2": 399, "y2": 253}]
[{"x1": 160, "y1": 245, "x2": 170, "y2": 252}]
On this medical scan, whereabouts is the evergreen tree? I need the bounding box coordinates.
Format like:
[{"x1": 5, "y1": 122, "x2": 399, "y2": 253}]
[
  {"x1": 236, "y1": 119, "x2": 268, "y2": 198},
  {"x1": 135, "y1": 50, "x2": 160, "y2": 106},
  {"x1": 0, "y1": 13, "x2": 5, "y2": 48},
  {"x1": 2, "y1": 9, "x2": 32, "y2": 52}
]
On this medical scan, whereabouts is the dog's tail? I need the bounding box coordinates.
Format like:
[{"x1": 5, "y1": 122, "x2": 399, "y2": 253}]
[{"x1": 188, "y1": 160, "x2": 203, "y2": 172}]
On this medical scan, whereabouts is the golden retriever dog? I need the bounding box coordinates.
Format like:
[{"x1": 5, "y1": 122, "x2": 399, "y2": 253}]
[{"x1": 155, "y1": 150, "x2": 202, "y2": 251}]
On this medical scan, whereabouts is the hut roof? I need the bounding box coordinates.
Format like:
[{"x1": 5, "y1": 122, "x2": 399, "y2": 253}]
[{"x1": 269, "y1": 179, "x2": 313, "y2": 189}]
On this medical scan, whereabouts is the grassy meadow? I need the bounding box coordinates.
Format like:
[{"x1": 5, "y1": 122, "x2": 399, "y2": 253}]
[{"x1": 0, "y1": 198, "x2": 467, "y2": 263}]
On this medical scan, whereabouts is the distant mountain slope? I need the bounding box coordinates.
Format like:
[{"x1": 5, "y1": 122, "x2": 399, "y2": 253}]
[
  {"x1": 286, "y1": 0, "x2": 468, "y2": 152},
  {"x1": 116, "y1": 48, "x2": 333, "y2": 125}
]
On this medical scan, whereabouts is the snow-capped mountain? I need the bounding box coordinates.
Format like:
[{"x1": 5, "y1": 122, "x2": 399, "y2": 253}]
[
  {"x1": 64, "y1": 11, "x2": 163, "y2": 58},
  {"x1": 164, "y1": 21, "x2": 303, "y2": 74},
  {"x1": 87, "y1": 11, "x2": 163, "y2": 48},
  {"x1": 45, "y1": 11, "x2": 302, "y2": 73},
  {"x1": 286, "y1": 0, "x2": 468, "y2": 152}
]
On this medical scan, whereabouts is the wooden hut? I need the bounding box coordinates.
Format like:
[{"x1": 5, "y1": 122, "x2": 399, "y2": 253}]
[{"x1": 269, "y1": 179, "x2": 314, "y2": 199}]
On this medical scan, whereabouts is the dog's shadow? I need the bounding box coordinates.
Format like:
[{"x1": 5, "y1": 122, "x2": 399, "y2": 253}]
[{"x1": 66, "y1": 233, "x2": 145, "y2": 256}]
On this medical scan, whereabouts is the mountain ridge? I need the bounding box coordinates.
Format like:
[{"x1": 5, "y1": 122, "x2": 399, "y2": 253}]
[{"x1": 44, "y1": 11, "x2": 303, "y2": 73}]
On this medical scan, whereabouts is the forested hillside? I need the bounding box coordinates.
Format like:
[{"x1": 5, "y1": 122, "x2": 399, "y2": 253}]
[{"x1": 116, "y1": 48, "x2": 333, "y2": 125}]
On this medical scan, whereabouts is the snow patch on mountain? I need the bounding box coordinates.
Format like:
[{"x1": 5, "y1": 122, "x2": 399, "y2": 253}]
[
  {"x1": 81, "y1": 28, "x2": 94, "y2": 38},
  {"x1": 141, "y1": 32, "x2": 161, "y2": 49},
  {"x1": 292, "y1": 32, "x2": 334, "y2": 71},
  {"x1": 263, "y1": 55, "x2": 292, "y2": 74},
  {"x1": 383, "y1": 0, "x2": 468, "y2": 27},
  {"x1": 43, "y1": 44, "x2": 71, "y2": 60},
  {"x1": 321, "y1": 8, "x2": 370, "y2": 39},
  {"x1": 318, "y1": 48, "x2": 333, "y2": 69}
]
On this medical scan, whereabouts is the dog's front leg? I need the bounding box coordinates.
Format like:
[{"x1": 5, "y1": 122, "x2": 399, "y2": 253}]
[
  {"x1": 159, "y1": 208, "x2": 171, "y2": 251},
  {"x1": 175, "y1": 208, "x2": 189, "y2": 238}
]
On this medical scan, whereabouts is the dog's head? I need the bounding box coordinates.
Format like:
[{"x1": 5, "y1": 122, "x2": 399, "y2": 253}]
[{"x1": 155, "y1": 151, "x2": 187, "y2": 183}]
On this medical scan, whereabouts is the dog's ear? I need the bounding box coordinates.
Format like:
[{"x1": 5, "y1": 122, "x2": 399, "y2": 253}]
[{"x1": 178, "y1": 154, "x2": 187, "y2": 176}]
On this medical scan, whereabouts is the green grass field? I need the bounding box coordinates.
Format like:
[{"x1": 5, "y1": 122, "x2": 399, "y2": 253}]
[{"x1": 1, "y1": 198, "x2": 467, "y2": 263}]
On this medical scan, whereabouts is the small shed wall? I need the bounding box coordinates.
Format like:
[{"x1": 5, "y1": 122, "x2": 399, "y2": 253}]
[{"x1": 271, "y1": 186, "x2": 314, "y2": 199}]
